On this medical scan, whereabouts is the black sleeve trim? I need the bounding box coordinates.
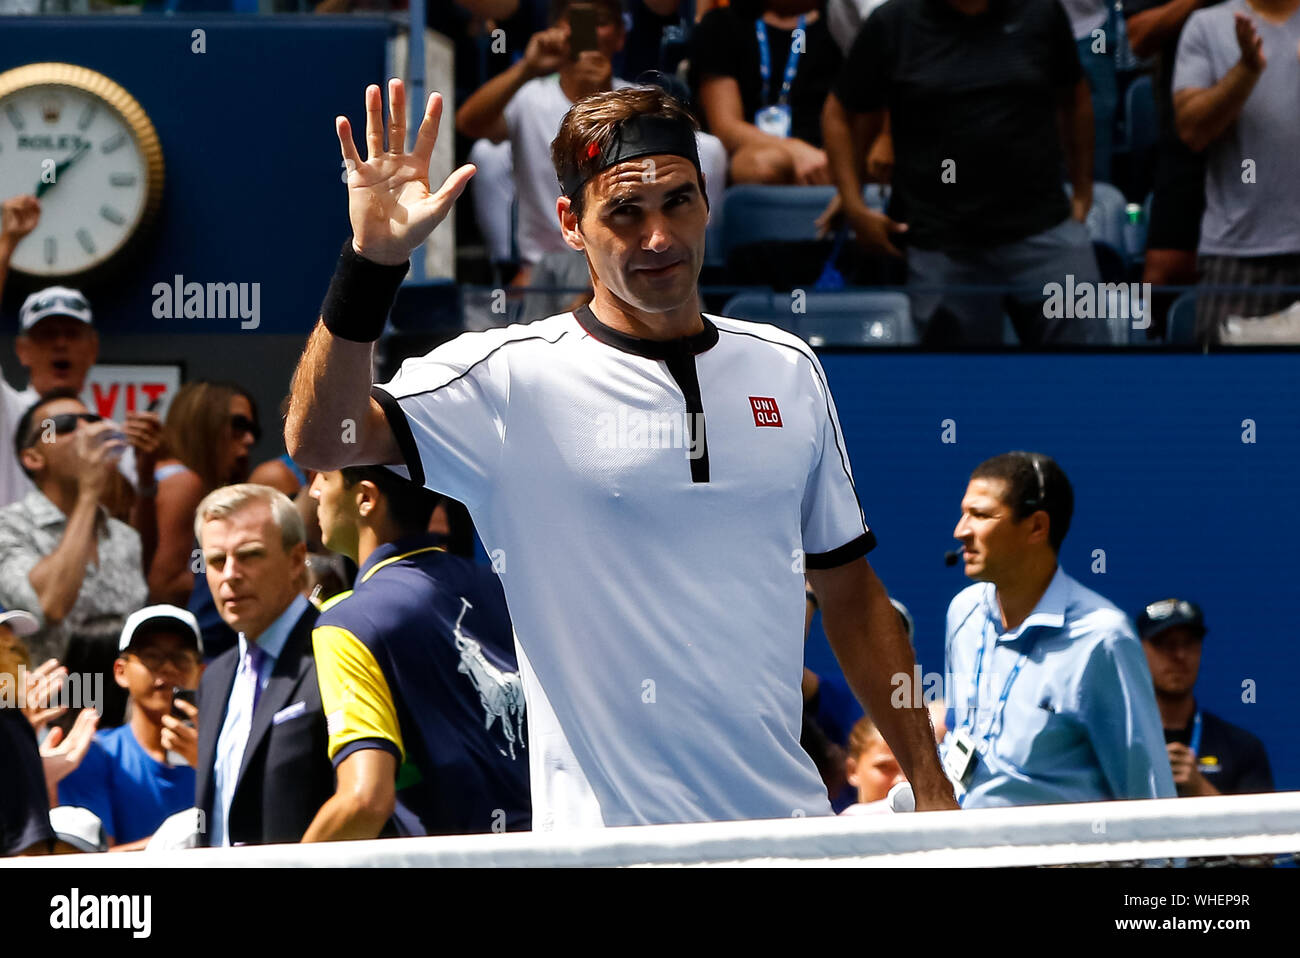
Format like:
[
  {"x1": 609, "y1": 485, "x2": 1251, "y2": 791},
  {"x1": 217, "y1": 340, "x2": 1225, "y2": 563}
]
[
  {"x1": 805, "y1": 530, "x2": 877, "y2": 570},
  {"x1": 332, "y1": 737, "x2": 401, "y2": 768},
  {"x1": 371, "y1": 385, "x2": 425, "y2": 488}
]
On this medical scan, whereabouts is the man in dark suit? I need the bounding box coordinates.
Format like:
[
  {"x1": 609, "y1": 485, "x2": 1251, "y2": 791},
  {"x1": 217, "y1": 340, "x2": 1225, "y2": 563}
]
[{"x1": 193, "y1": 484, "x2": 334, "y2": 846}]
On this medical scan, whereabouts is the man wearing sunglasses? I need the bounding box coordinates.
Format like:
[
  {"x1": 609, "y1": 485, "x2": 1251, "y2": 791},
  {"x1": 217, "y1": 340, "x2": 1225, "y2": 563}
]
[
  {"x1": 1, "y1": 279, "x2": 96, "y2": 505},
  {"x1": 1137, "y1": 599, "x2": 1273, "y2": 797},
  {"x1": 0, "y1": 390, "x2": 148, "y2": 728},
  {"x1": 0, "y1": 276, "x2": 163, "y2": 511}
]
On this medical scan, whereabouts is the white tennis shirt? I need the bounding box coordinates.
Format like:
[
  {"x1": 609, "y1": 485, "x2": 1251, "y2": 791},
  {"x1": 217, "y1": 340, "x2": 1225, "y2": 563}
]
[{"x1": 373, "y1": 306, "x2": 875, "y2": 829}]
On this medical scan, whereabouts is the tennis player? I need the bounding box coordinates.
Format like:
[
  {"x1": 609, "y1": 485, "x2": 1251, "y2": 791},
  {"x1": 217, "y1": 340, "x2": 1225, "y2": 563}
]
[{"x1": 286, "y1": 78, "x2": 957, "y2": 828}]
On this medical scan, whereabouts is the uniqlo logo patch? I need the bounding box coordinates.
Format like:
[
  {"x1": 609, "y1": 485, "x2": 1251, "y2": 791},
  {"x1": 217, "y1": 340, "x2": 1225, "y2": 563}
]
[{"x1": 749, "y1": 396, "x2": 782, "y2": 427}]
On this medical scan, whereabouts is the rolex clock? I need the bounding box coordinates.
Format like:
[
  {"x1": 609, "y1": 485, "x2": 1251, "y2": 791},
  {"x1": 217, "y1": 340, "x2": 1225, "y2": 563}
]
[{"x1": 0, "y1": 63, "x2": 164, "y2": 280}]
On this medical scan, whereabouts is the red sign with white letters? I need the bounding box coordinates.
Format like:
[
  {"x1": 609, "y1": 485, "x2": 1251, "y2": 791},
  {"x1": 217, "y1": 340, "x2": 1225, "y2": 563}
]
[{"x1": 749, "y1": 396, "x2": 782, "y2": 427}]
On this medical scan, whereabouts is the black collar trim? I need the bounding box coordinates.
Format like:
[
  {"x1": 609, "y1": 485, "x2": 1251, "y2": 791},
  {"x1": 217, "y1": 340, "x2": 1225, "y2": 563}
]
[{"x1": 574, "y1": 304, "x2": 719, "y2": 360}]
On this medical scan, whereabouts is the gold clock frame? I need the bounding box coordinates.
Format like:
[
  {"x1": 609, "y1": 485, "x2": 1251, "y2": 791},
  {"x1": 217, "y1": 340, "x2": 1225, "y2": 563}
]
[{"x1": 0, "y1": 62, "x2": 165, "y2": 279}]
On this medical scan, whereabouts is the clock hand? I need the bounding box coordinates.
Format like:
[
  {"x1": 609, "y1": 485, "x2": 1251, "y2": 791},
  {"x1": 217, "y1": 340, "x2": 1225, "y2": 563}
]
[{"x1": 34, "y1": 141, "x2": 92, "y2": 199}]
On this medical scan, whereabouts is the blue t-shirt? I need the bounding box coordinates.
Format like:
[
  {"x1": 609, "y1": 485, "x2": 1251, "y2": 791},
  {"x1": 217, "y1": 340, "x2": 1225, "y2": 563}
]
[{"x1": 57, "y1": 724, "x2": 196, "y2": 844}]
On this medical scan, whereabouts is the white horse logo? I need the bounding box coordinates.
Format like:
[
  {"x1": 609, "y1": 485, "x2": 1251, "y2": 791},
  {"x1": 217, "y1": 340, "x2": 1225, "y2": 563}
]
[{"x1": 454, "y1": 597, "x2": 526, "y2": 759}]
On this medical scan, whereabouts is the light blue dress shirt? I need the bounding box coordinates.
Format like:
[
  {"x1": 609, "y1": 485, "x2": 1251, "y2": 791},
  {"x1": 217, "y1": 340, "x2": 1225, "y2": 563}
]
[
  {"x1": 940, "y1": 566, "x2": 1175, "y2": 808},
  {"x1": 208, "y1": 594, "x2": 310, "y2": 847}
]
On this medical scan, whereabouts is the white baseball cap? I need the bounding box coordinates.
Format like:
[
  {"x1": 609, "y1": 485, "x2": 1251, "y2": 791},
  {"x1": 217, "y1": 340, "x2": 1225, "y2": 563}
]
[
  {"x1": 0, "y1": 607, "x2": 39, "y2": 637},
  {"x1": 118, "y1": 604, "x2": 203, "y2": 655},
  {"x1": 49, "y1": 805, "x2": 109, "y2": 854},
  {"x1": 19, "y1": 286, "x2": 93, "y2": 331}
]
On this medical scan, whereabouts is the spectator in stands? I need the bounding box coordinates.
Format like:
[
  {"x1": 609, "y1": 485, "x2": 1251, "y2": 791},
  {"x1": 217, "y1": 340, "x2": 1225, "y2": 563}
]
[
  {"x1": 943, "y1": 452, "x2": 1174, "y2": 806},
  {"x1": 57, "y1": 605, "x2": 203, "y2": 850},
  {"x1": 824, "y1": 0, "x2": 1107, "y2": 346},
  {"x1": 623, "y1": 0, "x2": 691, "y2": 80},
  {"x1": 1172, "y1": 0, "x2": 1300, "y2": 342},
  {"x1": 193, "y1": 484, "x2": 333, "y2": 846},
  {"x1": 456, "y1": 0, "x2": 725, "y2": 289},
  {"x1": 304, "y1": 467, "x2": 529, "y2": 839},
  {"x1": 691, "y1": 0, "x2": 843, "y2": 186},
  {"x1": 826, "y1": 0, "x2": 889, "y2": 53},
  {"x1": 0, "y1": 211, "x2": 164, "y2": 514},
  {"x1": 1, "y1": 197, "x2": 40, "y2": 510},
  {"x1": 1124, "y1": 0, "x2": 1226, "y2": 338},
  {"x1": 1, "y1": 603, "x2": 98, "y2": 856},
  {"x1": 0, "y1": 392, "x2": 148, "y2": 728},
  {"x1": 839, "y1": 716, "x2": 905, "y2": 813},
  {"x1": 146, "y1": 381, "x2": 259, "y2": 608},
  {"x1": 249, "y1": 454, "x2": 308, "y2": 499},
  {"x1": 1137, "y1": 598, "x2": 1274, "y2": 795},
  {"x1": 1063, "y1": 0, "x2": 1118, "y2": 183}
]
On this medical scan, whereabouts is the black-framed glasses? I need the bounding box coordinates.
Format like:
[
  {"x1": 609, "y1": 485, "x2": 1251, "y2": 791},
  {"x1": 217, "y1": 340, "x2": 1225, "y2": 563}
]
[
  {"x1": 231, "y1": 414, "x2": 261, "y2": 442},
  {"x1": 23, "y1": 412, "x2": 100, "y2": 448},
  {"x1": 49, "y1": 412, "x2": 101, "y2": 434},
  {"x1": 127, "y1": 648, "x2": 200, "y2": 672}
]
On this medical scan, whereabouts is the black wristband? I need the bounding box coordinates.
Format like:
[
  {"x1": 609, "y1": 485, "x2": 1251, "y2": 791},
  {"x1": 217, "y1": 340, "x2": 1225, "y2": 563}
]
[{"x1": 320, "y1": 239, "x2": 410, "y2": 342}]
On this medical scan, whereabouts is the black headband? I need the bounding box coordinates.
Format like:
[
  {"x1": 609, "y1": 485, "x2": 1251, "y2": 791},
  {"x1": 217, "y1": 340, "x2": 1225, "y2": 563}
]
[{"x1": 558, "y1": 114, "x2": 703, "y2": 199}]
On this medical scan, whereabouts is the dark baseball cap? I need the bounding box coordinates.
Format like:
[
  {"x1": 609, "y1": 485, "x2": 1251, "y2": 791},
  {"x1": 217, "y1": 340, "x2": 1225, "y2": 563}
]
[{"x1": 1137, "y1": 598, "x2": 1206, "y2": 641}]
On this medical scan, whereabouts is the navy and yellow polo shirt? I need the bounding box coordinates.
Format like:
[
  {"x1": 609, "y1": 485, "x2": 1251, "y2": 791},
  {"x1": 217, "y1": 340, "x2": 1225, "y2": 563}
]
[{"x1": 313, "y1": 534, "x2": 530, "y2": 835}]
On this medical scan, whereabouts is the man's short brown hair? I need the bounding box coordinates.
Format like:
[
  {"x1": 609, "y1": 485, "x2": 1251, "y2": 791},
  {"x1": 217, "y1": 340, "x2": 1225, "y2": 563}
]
[{"x1": 551, "y1": 86, "x2": 703, "y2": 222}]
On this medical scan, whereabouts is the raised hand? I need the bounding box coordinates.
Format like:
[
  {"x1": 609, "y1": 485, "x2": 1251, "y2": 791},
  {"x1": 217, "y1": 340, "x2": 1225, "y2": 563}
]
[
  {"x1": 73, "y1": 420, "x2": 128, "y2": 502},
  {"x1": 336, "y1": 78, "x2": 476, "y2": 266},
  {"x1": 41, "y1": 708, "x2": 99, "y2": 789},
  {"x1": 523, "y1": 24, "x2": 571, "y2": 79},
  {"x1": 1234, "y1": 12, "x2": 1266, "y2": 72},
  {"x1": 0, "y1": 194, "x2": 40, "y2": 249},
  {"x1": 24, "y1": 658, "x2": 69, "y2": 733}
]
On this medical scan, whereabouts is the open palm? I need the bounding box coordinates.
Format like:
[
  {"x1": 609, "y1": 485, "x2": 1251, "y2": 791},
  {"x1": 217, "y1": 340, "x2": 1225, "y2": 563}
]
[{"x1": 336, "y1": 78, "x2": 476, "y2": 266}]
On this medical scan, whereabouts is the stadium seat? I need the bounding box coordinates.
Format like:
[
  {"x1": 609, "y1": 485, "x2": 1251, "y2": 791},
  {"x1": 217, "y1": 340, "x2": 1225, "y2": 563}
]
[
  {"x1": 1166, "y1": 291, "x2": 1199, "y2": 344},
  {"x1": 721, "y1": 185, "x2": 839, "y2": 261},
  {"x1": 722, "y1": 289, "x2": 916, "y2": 346},
  {"x1": 717, "y1": 184, "x2": 889, "y2": 266},
  {"x1": 720, "y1": 290, "x2": 802, "y2": 333}
]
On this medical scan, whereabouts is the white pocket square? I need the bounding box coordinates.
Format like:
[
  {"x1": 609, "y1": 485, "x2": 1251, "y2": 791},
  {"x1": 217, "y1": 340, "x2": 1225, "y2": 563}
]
[{"x1": 272, "y1": 701, "x2": 307, "y2": 725}]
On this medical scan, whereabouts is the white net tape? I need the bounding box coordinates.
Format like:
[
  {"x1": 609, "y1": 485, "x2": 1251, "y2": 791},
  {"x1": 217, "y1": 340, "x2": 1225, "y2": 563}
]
[{"x1": 7, "y1": 792, "x2": 1299, "y2": 868}]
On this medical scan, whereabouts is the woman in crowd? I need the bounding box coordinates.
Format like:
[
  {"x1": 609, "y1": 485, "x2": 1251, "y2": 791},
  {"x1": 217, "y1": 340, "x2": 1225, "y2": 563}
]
[{"x1": 145, "y1": 382, "x2": 259, "y2": 608}]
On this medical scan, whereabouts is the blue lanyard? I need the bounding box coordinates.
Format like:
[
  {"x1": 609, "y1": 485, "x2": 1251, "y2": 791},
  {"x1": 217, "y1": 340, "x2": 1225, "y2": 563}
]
[
  {"x1": 966, "y1": 621, "x2": 1039, "y2": 747},
  {"x1": 1189, "y1": 711, "x2": 1202, "y2": 756},
  {"x1": 755, "y1": 16, "x2": 805, "y2": 108}
]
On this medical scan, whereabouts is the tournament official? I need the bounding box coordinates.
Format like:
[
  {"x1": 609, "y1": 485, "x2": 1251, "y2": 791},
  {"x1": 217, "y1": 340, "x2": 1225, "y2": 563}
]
[
  {"x1": 943, "y1": 452, "x2": 1175, "y2": 807},
  {"x1": 1137, "y1": 598, "x2": 1274, "y2": 796},
  {"x1": 286, "y1": 80, "x2": 956, "y2": 828},
  {"x1": 303, "y1": 467, "x2": 529, "y2": 841}
]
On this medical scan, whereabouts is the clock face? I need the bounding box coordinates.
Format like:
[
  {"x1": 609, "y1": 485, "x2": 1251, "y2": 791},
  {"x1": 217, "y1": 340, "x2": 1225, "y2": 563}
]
[{"x1": 0, "y1": 66, "x2": 162, "y2": 279}]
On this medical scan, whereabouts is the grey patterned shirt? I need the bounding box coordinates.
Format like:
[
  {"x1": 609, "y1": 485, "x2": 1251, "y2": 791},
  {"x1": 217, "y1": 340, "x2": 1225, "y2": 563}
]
[{"x1": 0, "y1": 489, "x2": 147, "y2": 665}]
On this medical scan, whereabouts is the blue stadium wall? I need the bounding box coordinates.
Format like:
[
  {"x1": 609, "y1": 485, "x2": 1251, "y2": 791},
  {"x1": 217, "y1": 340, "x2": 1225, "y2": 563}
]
[{"x1": 806, "y1": 352, "x2": 1298, "y2": 793}]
